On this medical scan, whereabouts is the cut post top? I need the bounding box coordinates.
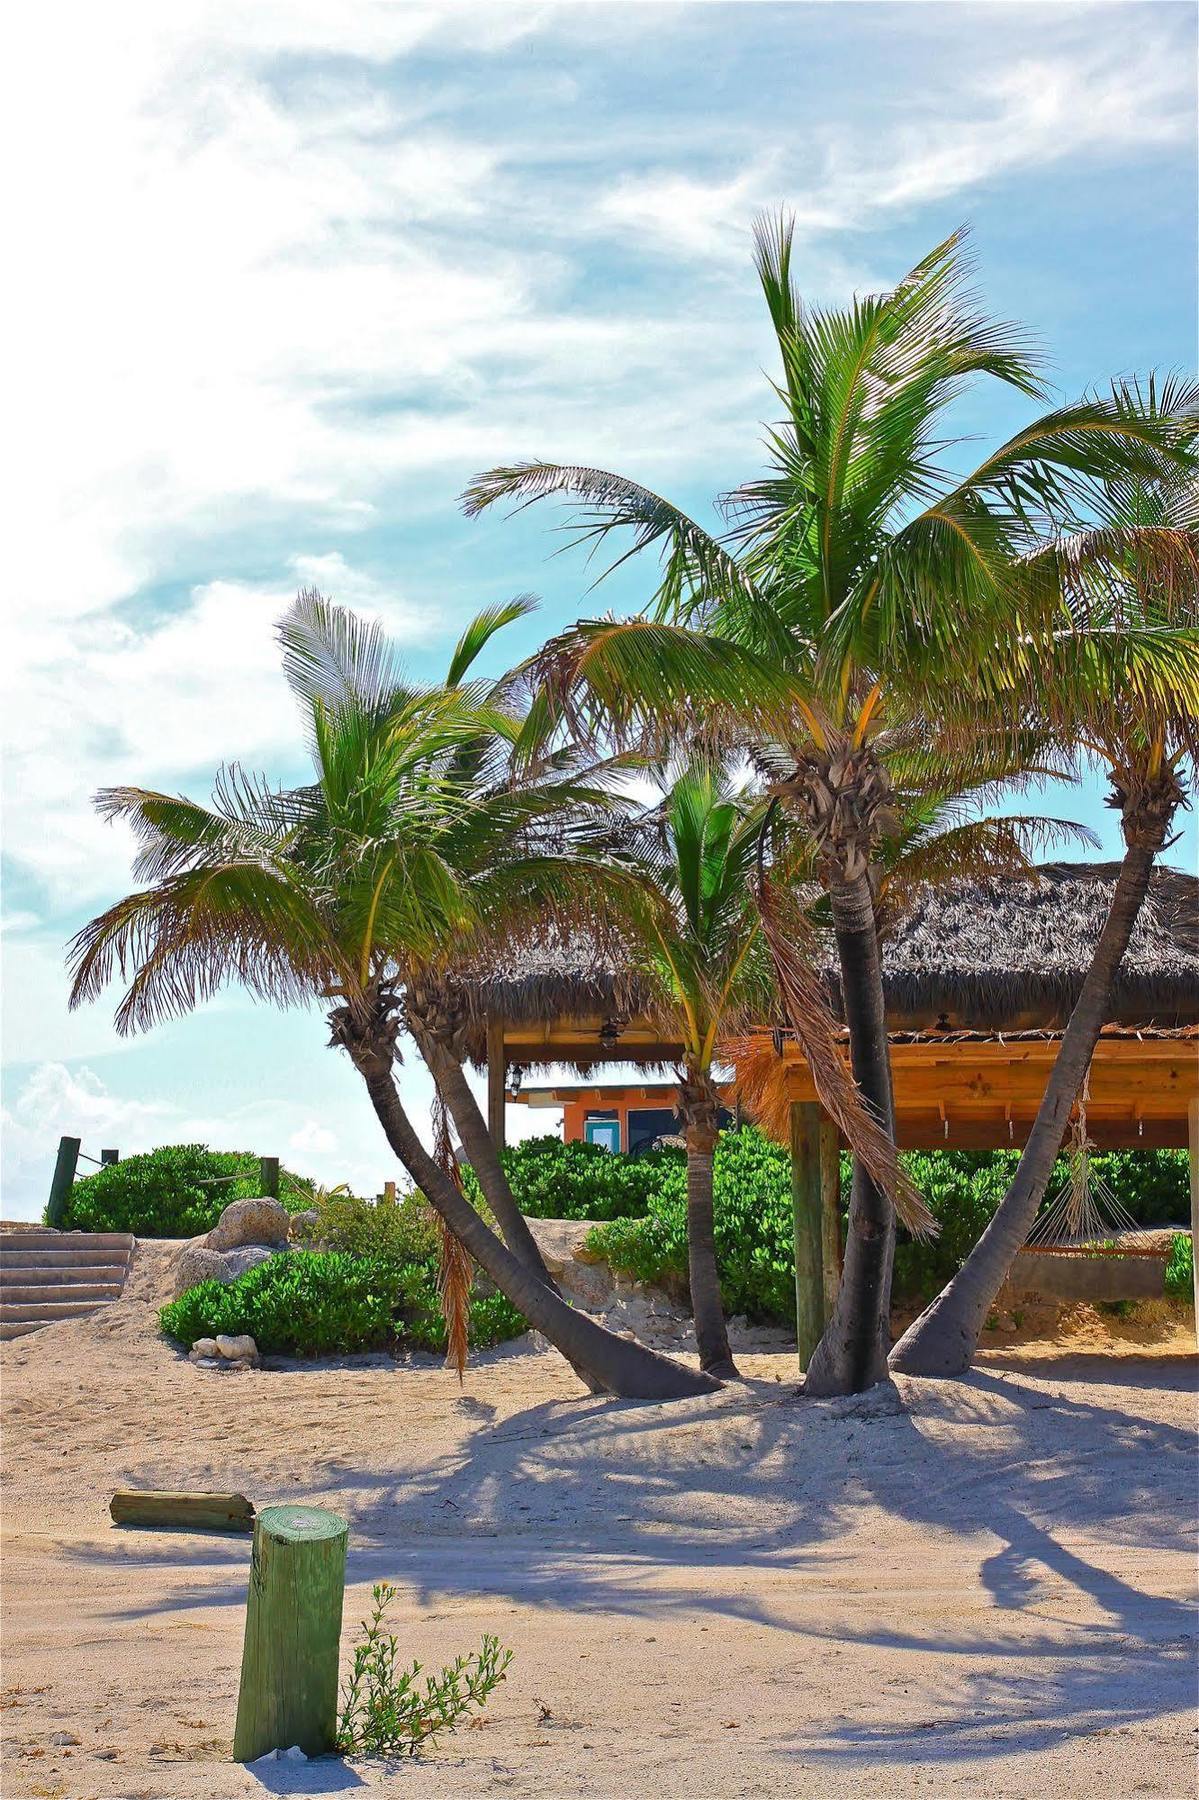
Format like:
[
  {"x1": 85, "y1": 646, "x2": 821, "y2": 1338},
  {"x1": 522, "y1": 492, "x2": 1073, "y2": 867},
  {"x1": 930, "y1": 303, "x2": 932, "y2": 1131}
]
[{"x1": 256, "y1": 1504, "x2": 348, "y2": 1543}]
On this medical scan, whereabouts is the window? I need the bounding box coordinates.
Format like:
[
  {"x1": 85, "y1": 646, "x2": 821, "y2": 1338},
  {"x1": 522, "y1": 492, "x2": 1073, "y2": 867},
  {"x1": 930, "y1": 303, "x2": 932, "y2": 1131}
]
[
  {"x1": 627, "y1": 1107, "x2": 679, "y2": 1152},
  {"x1": 584, "y1": 1114, "x2": 621, "y2": 1153}
]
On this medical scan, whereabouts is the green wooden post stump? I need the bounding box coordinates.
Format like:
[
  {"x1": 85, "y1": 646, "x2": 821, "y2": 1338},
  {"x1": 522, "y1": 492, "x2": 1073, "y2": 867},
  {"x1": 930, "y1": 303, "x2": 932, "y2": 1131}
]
[
  {"x1": 233, "y1": 1504, "x2": 348, "y2": 1762},
  {"x1": 45, "y1": 1135, "x2": 80, "y2": 1228}
]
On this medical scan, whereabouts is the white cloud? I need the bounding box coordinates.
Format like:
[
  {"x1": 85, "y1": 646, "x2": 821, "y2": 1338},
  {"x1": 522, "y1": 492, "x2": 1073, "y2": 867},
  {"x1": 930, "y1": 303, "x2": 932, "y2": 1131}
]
[
  {"x1": 2, "y1": 554, "x2": 433, "y2": 906},
  {"x1": 289, "y1": 1120, "x2": 338, "y2": 1157}
]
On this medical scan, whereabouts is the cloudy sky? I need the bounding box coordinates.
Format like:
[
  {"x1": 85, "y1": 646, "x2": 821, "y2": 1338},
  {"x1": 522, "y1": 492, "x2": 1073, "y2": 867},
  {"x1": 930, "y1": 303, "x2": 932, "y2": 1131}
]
[{"x1": 4, "y1": 0, "x2": 1196, "y2": 1214}]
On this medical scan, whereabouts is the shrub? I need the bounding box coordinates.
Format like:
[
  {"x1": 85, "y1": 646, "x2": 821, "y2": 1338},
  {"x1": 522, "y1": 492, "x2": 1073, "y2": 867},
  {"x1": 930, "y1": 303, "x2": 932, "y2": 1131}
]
[
  {"x1": 338, "y1": 1584, "x2": 511, "y2": 1757},
  {"x1": 311, "y1": 1188, "x2": 438, "y2": 1262},
  {"x1": 1165, "y1": 1231, "x2": 1194, "y2": 1300},
  {"x1": 462, "y1": 1135, "x2": 683, "y2": 1223},
  {"x1": 58, "y1": 1144, "x2": 314, "y2": 1238},
  {"x1": 588, "y1": 1128, "x2": 796, "y2": 1323},
  {"x1": 582, "y1": 1133, "x2": 1191, "y2": 1324},
  {"x1": 159, "y1": 1250, "x2": 525, "y2": 1357}
]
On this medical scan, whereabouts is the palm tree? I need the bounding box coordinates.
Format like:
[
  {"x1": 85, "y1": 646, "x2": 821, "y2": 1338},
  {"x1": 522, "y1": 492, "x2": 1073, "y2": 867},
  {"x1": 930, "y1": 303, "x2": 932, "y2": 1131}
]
[
  {"x1": 618, "y1": 765, "x2": 776, "y2": 1376},
  {"x1": 892, "y1": 401, "x2": 1199, "y2": 1374},
  {"x1": 462, "y1": 219, "x2": 1192, "y2": 1393},
  {"x1": 67, "y1": 590, "x2": 718, "y2": 1401}
]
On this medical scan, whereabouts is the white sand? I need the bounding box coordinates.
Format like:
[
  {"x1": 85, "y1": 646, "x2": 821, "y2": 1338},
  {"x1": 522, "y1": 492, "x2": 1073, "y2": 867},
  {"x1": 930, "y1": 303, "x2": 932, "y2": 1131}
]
[{"x1": 2, "y1": 1241, "x2": 1196, "y2": 1799}]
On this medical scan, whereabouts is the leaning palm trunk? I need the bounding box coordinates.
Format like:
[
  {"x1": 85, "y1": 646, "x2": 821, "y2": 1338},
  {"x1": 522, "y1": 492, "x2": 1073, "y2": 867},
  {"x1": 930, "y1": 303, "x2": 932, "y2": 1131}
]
[
  {"x1": 404, "y1": 983, "x2": 557, "y2": 1286},
  {"x1": 803, "y1": 871, "x2": 898, "y2": 1395},
  {"x1": 679, "y1": 1074, "x2": 738, "y2": 1378},
  {"x1": 335, "y1": 1011, "x2": 719, "y2": 1400},
  {"x1": 891, "y1": 778, "x2": 1181, "y2": 1378}
]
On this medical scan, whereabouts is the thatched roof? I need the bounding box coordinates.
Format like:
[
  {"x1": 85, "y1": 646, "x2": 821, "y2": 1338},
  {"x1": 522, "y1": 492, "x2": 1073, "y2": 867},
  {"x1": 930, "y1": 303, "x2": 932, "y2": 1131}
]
[{"x1": 455, "y1": 863, "x2": 1198, "y2": 1054}]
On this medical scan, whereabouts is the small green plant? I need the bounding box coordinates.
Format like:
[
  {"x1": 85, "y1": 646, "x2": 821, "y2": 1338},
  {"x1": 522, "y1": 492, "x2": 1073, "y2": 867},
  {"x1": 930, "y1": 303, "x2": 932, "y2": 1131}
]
[
  {"x1": 337, "y1": 1584, "x2": 511, "y2": 1757},
  {"x1": 1165, "y1": 1231, "x2": 1194, "y2": 1300},
  {"x1": 984, "y1": 1311, "x2": 1000, "y2": 1332}
]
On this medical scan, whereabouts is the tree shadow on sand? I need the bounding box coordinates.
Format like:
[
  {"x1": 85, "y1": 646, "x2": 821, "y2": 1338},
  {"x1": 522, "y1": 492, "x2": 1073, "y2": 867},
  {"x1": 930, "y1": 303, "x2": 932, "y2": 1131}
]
[{"x1": 72, "y1": 1351, "x2": 1196, "y2": 1772}]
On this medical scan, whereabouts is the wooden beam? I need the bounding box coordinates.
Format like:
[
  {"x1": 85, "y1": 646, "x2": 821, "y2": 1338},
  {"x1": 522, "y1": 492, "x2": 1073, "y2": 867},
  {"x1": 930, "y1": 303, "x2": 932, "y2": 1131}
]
[
  {"x1": 819, "y1": 1120, "x2": 842, "y2": 1324},
  {"x1": 110, "y1": 1490, "x2": 254, "y2": 1532},
  {"x1": 790, "y1": 1103, "x2": 824, "y2": 1372},
  {"x1": 1180, "y1": 1087, "x2": 1188, "y2": 1332},
  {"x1": 486, "y1": 1013, "x2": 506, "y2": 1150}
]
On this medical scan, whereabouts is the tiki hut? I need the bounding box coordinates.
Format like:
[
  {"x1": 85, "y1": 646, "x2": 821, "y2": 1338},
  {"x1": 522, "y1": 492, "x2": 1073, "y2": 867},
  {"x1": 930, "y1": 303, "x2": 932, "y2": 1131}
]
[{"x1": 456, "y1": 863, "x2": 1199, "y2": 1155}]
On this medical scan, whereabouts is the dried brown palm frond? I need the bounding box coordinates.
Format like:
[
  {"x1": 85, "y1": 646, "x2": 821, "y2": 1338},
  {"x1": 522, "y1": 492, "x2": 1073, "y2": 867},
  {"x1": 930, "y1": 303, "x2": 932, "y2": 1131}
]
[
  {"x1": 748, "y1": 876, "x2": 934, "y2": 1238},
  {"x1": 431, "y1": 1092, "x2": 472, "y2": 1381}
]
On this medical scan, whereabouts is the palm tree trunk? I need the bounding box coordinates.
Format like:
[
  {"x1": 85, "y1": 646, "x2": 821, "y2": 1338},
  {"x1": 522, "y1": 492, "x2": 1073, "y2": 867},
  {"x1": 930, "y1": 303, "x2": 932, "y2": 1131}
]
[
  {"x1": 802, "y1": 870, "x2": 897, "y2": 1397},
  {"x1": 419, "y1": 1038, "x2": 556, "y2": 1283},
  {"x1": 356, "y1": 1058, "x2": 720, "y2": 1400},
  {"x1": 890, "y1": 835, "x2": 1166, "y2": 1378},
  {"x1": 684, "y1": 1125, "x2": 739, "y2": 1378}
]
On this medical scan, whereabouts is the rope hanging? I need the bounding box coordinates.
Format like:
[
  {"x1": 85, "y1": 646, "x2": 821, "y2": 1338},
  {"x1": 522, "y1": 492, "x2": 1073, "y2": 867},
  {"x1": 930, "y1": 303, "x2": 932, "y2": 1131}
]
[{"x1": 1026, "y1": 1076, "x2": 1153, "y2": 1249}]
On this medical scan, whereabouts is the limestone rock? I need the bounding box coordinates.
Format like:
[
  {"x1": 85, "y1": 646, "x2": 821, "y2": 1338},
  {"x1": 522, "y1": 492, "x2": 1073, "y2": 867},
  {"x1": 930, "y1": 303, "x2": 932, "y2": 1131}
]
[
  {"x1": 288, "y1": 1208, "x2": 319, "y2": 1241},
  {"x1": 206, "y1": 1196, "x2": 290, "y2": 1251},
  {"x1": 526, "y1": 1217, "x2": 615, "y2": 1312},
  {"x1": 215, "y1": 1333, "x2": 258, "y2": 1362},
  {"x1": 190, "y1": 1336, "x2": 219, "y2": 1358},
  {"x1": 172, "y1": 1242, "x2": 274, "y2": 1299}
]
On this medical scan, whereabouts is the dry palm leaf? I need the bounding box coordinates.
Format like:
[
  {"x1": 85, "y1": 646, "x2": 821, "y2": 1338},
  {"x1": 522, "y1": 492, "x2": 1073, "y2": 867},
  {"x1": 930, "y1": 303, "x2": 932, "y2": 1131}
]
[{"x1": 431, "y1": 1091, "x2": 473, "y2": 1379}]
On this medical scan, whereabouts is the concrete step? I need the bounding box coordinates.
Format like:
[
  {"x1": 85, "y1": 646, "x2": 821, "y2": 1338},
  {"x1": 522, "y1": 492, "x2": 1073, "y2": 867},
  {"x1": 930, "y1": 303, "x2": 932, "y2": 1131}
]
[
  {"x1": 0, "y1": 1319, "x2": 49, "y2": 1341},
  {"x1": 0, "y1": 1263, "x2": 129, "y2": 1287},
  {"x1": 0, "y1": 1231, "x2": 133, "y2": 1254},
  {"x1": 0, "y1": 1296, "x2": 118, "y2": 1322},
  {"x1": 2, "y1": 1281, "x2": 124, "y2": 1305},
  {"x1": 0, "y1": 1246, "x2": 133, "y2": 1270}
]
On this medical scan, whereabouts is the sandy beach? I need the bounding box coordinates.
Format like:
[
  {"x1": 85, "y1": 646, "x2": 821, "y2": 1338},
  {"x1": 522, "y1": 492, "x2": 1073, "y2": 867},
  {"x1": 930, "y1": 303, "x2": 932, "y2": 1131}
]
[{"x1": 1, "y1": 1242, "x2": 1195, "y2": 1800}]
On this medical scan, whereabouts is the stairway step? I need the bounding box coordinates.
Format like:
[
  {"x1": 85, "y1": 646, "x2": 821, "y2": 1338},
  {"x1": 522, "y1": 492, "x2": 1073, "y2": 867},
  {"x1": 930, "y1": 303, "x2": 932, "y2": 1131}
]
[
  {"x1": 0, "y1": 1298, "x2": 116, "y2": 1324},
  {"x1": 0, "y1": 1247, "x2": 132, "y2": 1270},
  {"x1": 0, "y1": 1319, "x2": 49, "y2": 1341},
  {"x1": 2, "y1": 1282, "x2": 124, "y2": 1305},
  {"x1": 0, "y1": 1263, "x2": 129, "y2": 1287},
  {"x1": 0, "y1": 1231, "x2": 133, "y2": 1253}
]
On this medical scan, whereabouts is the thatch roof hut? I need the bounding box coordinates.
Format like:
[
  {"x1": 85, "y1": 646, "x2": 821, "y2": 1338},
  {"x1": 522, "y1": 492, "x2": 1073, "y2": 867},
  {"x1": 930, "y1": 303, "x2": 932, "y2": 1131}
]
[{"x1": 457, "y1": 863, "x2": 1199, "y2": 1057}]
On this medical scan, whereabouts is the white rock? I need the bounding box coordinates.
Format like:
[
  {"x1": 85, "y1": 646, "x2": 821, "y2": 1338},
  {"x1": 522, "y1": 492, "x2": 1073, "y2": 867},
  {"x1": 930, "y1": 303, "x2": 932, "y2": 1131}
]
[
  {"x1": 172, "y1": 1241, "x2": 275, "y2": 1300},
  {"x1": 250, "y1": 1748, "x2": 279, "y2": 1764},
  {"x1": 282, "y1": 1745, "x2": 308, "y2": 1761},
  {"x1": 215, "y1": 1333, "x2": 258, "y2": 1362},
  {"x1": 190, "y1": 1337, "x2": 218, "y2": 1358}
]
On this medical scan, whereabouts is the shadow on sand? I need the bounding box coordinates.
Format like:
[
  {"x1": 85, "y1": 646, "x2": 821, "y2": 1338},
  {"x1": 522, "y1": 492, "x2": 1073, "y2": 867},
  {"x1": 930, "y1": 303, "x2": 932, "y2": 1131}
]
[{"x1": 73, "y1": 1348, "x2": 1197, "y2": 1774}]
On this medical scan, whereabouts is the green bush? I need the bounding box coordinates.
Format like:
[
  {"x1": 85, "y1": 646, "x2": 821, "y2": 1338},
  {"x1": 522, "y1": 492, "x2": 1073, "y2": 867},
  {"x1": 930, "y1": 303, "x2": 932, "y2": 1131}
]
[
  {"x1": 159, "y1": 1250, "x2": 526, "y2": 1357},
  {"x1": 462, "y1": 1135, "x2": 683, "y2": 1223},
  {"x1": 310, "y1": 1188, "x2": 438, "y2": 1262},
  {"x1": 1165, "y1": 1232, "x2": 1194, "y2": 1300},
  {"x1": 580, "y1": 1133, "x2": 1191, "y2": 1325},
  {"x1": 58, "y1": 1144, "x2": 314, "y2": 1238},
  {"x1": 588, "y1": 1128, "x2": 796, "y2": 1323}
]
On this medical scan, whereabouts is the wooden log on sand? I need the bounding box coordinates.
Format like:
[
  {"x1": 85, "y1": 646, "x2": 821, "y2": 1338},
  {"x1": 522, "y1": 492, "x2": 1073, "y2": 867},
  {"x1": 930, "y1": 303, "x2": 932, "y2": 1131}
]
[
  {"x1": 109, "y1": 1490, "x2": 255, "y2": 1532},
  {"x1": 233, "y1": 1504, "x2": 349, "y2": 1762}
]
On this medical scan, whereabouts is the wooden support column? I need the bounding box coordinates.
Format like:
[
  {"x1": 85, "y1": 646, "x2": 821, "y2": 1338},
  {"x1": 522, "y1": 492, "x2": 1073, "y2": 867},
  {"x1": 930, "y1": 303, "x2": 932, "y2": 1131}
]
[
  {"x1": 790, "y1": 1102, "x2": 824, "y2": 1370},
  {"x1": 1189, "y1": 1097, "x2": 1199, "y2": 1332},
  {"x1": 45, "y1": 1136, "x2": 80, "y2": 1228},
  {"x1": 486, "y1": 1013, "x2": 507, "y2": 1150},
  {"x1": 233, "y1": 1504, "x2": 349, "y2": 1761},
  {"x1": 819, "y1": 1120, "x2": 842, "y2": 1324}
]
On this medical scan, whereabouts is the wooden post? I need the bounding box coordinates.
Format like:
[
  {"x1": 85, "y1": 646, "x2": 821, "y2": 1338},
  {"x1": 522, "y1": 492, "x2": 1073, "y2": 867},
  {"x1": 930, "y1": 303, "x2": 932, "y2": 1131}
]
[
  {"x1": 790, "y1": 1102, "x2": 824, "y2": 1370},
  {"x1": 819, "y1": 1121, "x2": 842, "y2": 1324},
  {"x1": 1188, "y1": 1097, "x2": 1199, "y2": 1332},
  {"x1": 233, "y1": 1504, "x2": 349, "y2": 1762},
  {"x1": 259, "y1": 1156, "x2": 279, "y2": 1199},
  {"x1": 101, "y1": 1148, "x2": 119, "y2": 1166},
  {"x1": 381, "y1": 1180, "x2": 396, "y2": 1206},
  {"x1": 45, "y1": 1136, "x2": 80, "y2": 1227},
  {"x1": 486, "y1": 1014, "x2": 506, "y2": 1151},
  {"x1": 111, "y1": 1490, "x2": 254, "y2": 1532}
]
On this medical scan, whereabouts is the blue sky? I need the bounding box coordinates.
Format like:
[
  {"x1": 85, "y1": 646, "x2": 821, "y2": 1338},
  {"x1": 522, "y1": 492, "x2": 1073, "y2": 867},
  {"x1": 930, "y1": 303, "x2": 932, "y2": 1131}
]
[{"x1": 4, "y1": 1, "x2": 1196, "y2": 1214}]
